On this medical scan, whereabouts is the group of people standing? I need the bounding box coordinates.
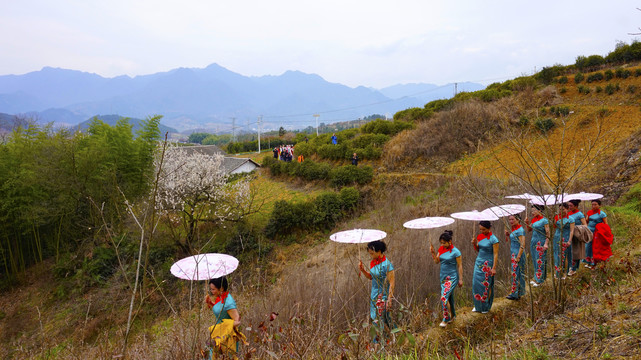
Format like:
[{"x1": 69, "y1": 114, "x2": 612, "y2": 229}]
[
  {"x1": 273, "y1": 144, "x2": 295, "y2": 162},
  {"x1": 360, "y1": 199, "x2": 613, "y2": 330}
]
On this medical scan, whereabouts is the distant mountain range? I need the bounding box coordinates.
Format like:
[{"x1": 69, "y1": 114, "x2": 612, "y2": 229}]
[{"x1": 0, "y1": 65, "x2": 485, "y2": 132}]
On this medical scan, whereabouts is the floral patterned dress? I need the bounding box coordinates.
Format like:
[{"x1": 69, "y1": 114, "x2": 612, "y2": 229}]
[
  {"x1": 369, "y1": 256, "x2": 394, "y2": 321},
  {"x1": 438, "y1": 247, "x2": 461, "y2": 322},
  {"x1": 529, "y1": 216, "x2": 549, "y2": 284},
  {"x1": 585, "y1": 209, "x2": 607, "y2": 266},
  {"x1": 553, "y1": 215, "x2": 572, "y2": 277},
  {"x1": 508, "y1": 225, "x2": 526, "y2": 297},
  {"x1": 472, "y1": 232, "x2": 499, "y2": 312}
]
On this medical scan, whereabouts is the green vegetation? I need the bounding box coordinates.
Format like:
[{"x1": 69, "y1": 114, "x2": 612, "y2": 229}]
[{"x1": 262, "y1": 156, "x2": 373, "y2": 188}]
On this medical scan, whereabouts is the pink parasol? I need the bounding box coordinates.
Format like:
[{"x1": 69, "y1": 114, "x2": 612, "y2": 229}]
[
  {"x1": 170, "y1": 253, "x2": 239, "y2": 281},
  {"x1": 403, "y1": 217, "x2": 455, "y2": 229},
  {"x1": 566, "y1": 192, "x2": 604, "y2": 201},
  {"x1": 329, "y1": 229, "x2": 387, "y2": 244},
  {"x1": 450, "y1": 210, "x2": 499, "y2": 221},
  {"x1": 483, "y1": 204, "x2": 526, "y2": 218}
]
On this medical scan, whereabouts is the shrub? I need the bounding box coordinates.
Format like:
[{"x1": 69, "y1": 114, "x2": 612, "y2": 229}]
[
  {"x1": 575, "y1": 55, "x2": 605, "y2": 71},
  {"x1": 574, "y1": 73, "x2": 585, "y2": 83},
  {"x1": 559, "y1": 87, "x2": 567, "y2": 94},
  {"x1": 627, "y1": 85, "x2": 637, "y2": 94},
  {"x1": 635, "y1": 69, "x2": 641, "y2": 77},
  {"x1": 518, "y1": 115, "x2": 529, "y2": 127},
  {"x1": 329, "y1": 165, "x2": 374, "y2": 188},
  {"x1": 586, "y1": 72, "x2": 604, "y2": 83},
  {"x1": 577, "y1": 85, "x2": 591, "y2": 94},
  {"x1": 596, "y1": 86, "x2": 603, "y2": 93},
  {"x1": 605, "y1": 83, "x2": 617, "y2": 95},
  {"x1": 317, "y1": 143, "x2": 349, "y2": 160},
  {"x1": 605, "y1": 70, "x2": 614, "y2": 80},
  {"x1": 535, "y1": 118, "x2": 555, "y2": 133},
  {"x1": 558, "y1": 76, "x2": 568, "y2": 84},
  {"x1": 351, "y1": 133, "x2": 390, "y2": 148},
  {"x1": 361, "y1": 119, "x2": 413, "y2": 135},
  {"x1": 615, "y1": 68, "x2": 631, "y2": 79}
]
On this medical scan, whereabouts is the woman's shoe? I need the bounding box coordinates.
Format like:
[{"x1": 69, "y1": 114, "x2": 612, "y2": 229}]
[
  {"x1": 531, "y1": 282, "x2": 539, "y2": 287},
  {"x1": 568, "y1": 269, "x2": 576, "y2": 276},
  {"x1": 472, "y1": 307, "x2": 477, "y2": 312},
  {"x1": 506, "y1": 295, "x2": 517, "y2": 300},
  {"x1": 439, "y1": 321, "x2": 448, "y2": 327}
]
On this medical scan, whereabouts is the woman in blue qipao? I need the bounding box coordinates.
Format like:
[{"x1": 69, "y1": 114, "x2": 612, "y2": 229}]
[
  {"x1": 471, "y1": 221, "x2": 499, "y2": 313},
  {"x1": 359, "y1": 240, "x2": 395, "y2": 326},
  {"x1": 429, "y1": 230, "x2": 463, "y2": 327},
  {"x1": 525, "y1": 205, "x2": 550, "y2": 286},
  {"x1": 567, "y1": 199, "x2": 587, "y2": 275},
  {"x1": 205, "y1": 276, "x2": 241, "y2": 357},
  {"x1": 553, "y1": 203, "x2": 575, "y2": 279},
  {"x1": 505, "y1": 215, "x2": 526, "y2": 300},
  {"x1": 585, "y1": 199, "x2": 608, "y2": 268}
]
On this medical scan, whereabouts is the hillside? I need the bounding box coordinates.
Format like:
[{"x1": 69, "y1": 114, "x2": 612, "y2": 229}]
[{"x1": 2, "y1": 45, "x2": 641, "y2": 359}]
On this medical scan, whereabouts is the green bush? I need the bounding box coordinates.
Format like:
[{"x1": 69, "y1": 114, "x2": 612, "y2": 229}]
[
  {"x1": 605, "y1": 70, "x2": 614, "y2": 80},
  {"x1": 518, "y1": 115, "x2": 529, "y2": 126},
  {"x1": 264, "y1": 188, "x2": 361, "y2": 240},
  {"x1": 635, "y1": 69, "x2": 641, "y2": 77},
  {"x1": 575, "y1": 55, "x2": 605, "y2": 71},
  {"x1": 627, "y1": 85, "x2": 637, "y2": 94},
  {"x1": 329, "y1": 165, "x2": 374, "y2": 188},
  {"x1": 615, "y1": 68, "x2": 631, "y2": 79},
  {"x1": 574, "y1": 73, "x2": 585, "y2": 83},
  {"x1": 586, "y1": 72, "x2": 604, "y2": 83},
  {"x1": 605, "y1": 83, "x2": 617, "y2": 95},
  {"x1": 361, "y1": 119, "x2": 413, "y2": 135},
  {"x1": 558, "y1": 76, "x2": 568, "y2": 84},
  {"x1": 317, "y1": 143, "x2": 349, "y2": 160},
  {"x1": 577, "y1": 85, "x2": 591, "y2": 94},
  {"x1": 559, "y1": 87, "x2": 567, "y2": 94},
  {"x1": 596, "y1": 86, "x2": 603, "y2": 93},
  {"x1": 535, "y1": 118, "x2": 555, "y2": 133}
]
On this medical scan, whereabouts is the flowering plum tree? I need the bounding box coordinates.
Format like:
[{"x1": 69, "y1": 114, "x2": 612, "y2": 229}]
[{"x1": 155, "y1": 146, "x2": 251, "y2": 252}]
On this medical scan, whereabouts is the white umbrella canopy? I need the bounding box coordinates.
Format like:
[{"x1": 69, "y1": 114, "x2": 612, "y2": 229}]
[
  {"x1": 329, "y1": 229, "x2": 387, "y2": 244},
  {"x1": 483, "y1": 204, "x2": 526, "y2": 218},
  {"x1": 566, "y1": 192, "x2": 604, "y2": 201},
  {"x1": 170, "y1": 253, "x2": 239, "y2": 281},
  {"x1": 450, "y1": 210, "x2": 499, "y2": 221},
  {"x1": 529, "y1": 194, "x2": 568, "y2": 206},
  {"x1": 505, "y1": 193, "x2": 534, "y2": 200},
  {"x1": 403, "y1": 217, "x2": 456, "y2": 229}
]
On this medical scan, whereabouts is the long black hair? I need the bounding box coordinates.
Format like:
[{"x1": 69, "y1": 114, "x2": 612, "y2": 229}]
[{"x1": 209, "y1": 276, "x2": 229, "y2": 291}]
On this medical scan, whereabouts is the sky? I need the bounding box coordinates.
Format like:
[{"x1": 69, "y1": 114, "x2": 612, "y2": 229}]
[{"x1": 1, "y1": 0, "x2": 639, "y2": 88}]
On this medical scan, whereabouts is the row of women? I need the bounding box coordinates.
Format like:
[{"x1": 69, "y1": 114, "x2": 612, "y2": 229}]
[{"x1": 357, "y1": 199, "x2": 612, "y2": 328}]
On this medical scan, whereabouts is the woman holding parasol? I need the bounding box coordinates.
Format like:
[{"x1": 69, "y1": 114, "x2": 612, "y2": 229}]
[
  {"x1": 429, "y1": 230, "x2": 463, "y2": 327},
  {"x1": 471, "y1": 221, "x2": 499, "y2": 312},
  {"x1": 505, "y1": 214, "x2": 526, "y2": 300},
  {"x1": 358, "y1": 240, "x2": 395, "y2": 326},
  {"x1": 525, "y1": 204, "x2": 550, "y2": 286}
]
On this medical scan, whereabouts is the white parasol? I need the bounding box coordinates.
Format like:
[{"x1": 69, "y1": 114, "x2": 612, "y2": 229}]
[
  {"x1": 566, "y1": 192, "x2": 604, "y2": 201},
  {"x1": 329, "y1": 229, "x2": 387, "y2": 244},
  {"x1": 483, "y1": 204, "x2": 526, "y2": 218},
  {"x1": 505, "y1": 193, "x2": 534, "y2": 200},
  {"x1": 170, "y1": 253, "x2": 239, "y2": 281},
  {"x1": 403, "y1": 217, "x2": 455, "y2": 229},
  {"x1": 529, "y1": 194, "x2": 568, "y2": 206},
  {"x1": 450, "y1": 210, "x2": 500, "y2": 221}
]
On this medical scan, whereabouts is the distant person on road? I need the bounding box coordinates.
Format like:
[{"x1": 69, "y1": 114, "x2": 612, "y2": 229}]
[
  {"x1": 429, "y1": 230, "x2": 463, "y2": 327},
  {"x1": 471, "y1": 221, "x2": 498, "y2": 313},
  {"x1": 273, "y1": 147, "x2": 278, "y2": 159},
  {"x1": 351, "y1": 152, "x2": 359, "y2": 166},
  {"x1": 331, "y1": 133, "x2": 338, "y2": 145},
  {"x1": 304, "y1": 136, "x2": 309, "y2": 143}
]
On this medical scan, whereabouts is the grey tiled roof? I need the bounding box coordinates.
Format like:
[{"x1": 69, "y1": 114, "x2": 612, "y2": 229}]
[{"x1": 222, "y1": 157, "x2": 261, "y2": 173}]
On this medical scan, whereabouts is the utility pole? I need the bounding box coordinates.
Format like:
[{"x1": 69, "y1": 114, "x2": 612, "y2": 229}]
[
  {"x1": 454, "y1": 82, "x2": 458, "y2": 97},
  {"x1": 313, "y1": 114, "x2": 320, "y2": 136},
  {"x1": 257, "y1": 115, "x2": 262, "y2": 153},
  {"x1": 231, "y1": 117, "x2": 236, "y2": 142}
]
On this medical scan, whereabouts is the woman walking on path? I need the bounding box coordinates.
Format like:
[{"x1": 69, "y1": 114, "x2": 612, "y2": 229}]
[
  {"x1": 471, "y1": 221, "x2": 499, "y2": 313},
  {"x1": 430, "y1": 230, "x2": 463, "y2": 327},
  {"x1": 505, "y1": 215, "x2": 526, "y2": 300},
  {"x1": 525, "y1": 205, "x2": 550, "y2": 286},
  {"x1": 358, "y1": 240, "x2": 395, "y2": 326},
  {"x1": 553, "y1": 203, "x2": 575, "y2": 279}
]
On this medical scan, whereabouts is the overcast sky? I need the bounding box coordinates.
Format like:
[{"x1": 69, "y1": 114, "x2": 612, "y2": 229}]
[{"x1": 1, "y1": 1, "x2": 639, "y2": 88}]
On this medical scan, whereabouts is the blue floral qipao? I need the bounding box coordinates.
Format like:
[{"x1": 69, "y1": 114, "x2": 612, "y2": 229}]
[
  {"x1": 368, "y1": 256, "x2": 394, "y2": 321},
  {"x1": 438, "y1": 247, "x2": 461, "y2": 322},
  {"x1": 472, "y1": 233, "x2": 499, "y2": 312},
  {"x1": 553, "y1": 215, "x2": 572, "y2": 277},
  {"x1": 212, "y1": 293, "x2": 237, "y2": 325},
  {"x1": 508, "y1": 225, "x2": 526, "y2": 297},
  {"x1": 585, "y1": 209, "x2": 607, "y2": 265},
  {"x1": 529, "y1": 216, "x2": 549, "y2": 284}
]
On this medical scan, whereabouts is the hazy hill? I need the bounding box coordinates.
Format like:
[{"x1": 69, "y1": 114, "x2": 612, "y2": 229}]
[{"x1": 0, "y1": 65, "x2": 484, "y2": 132}]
